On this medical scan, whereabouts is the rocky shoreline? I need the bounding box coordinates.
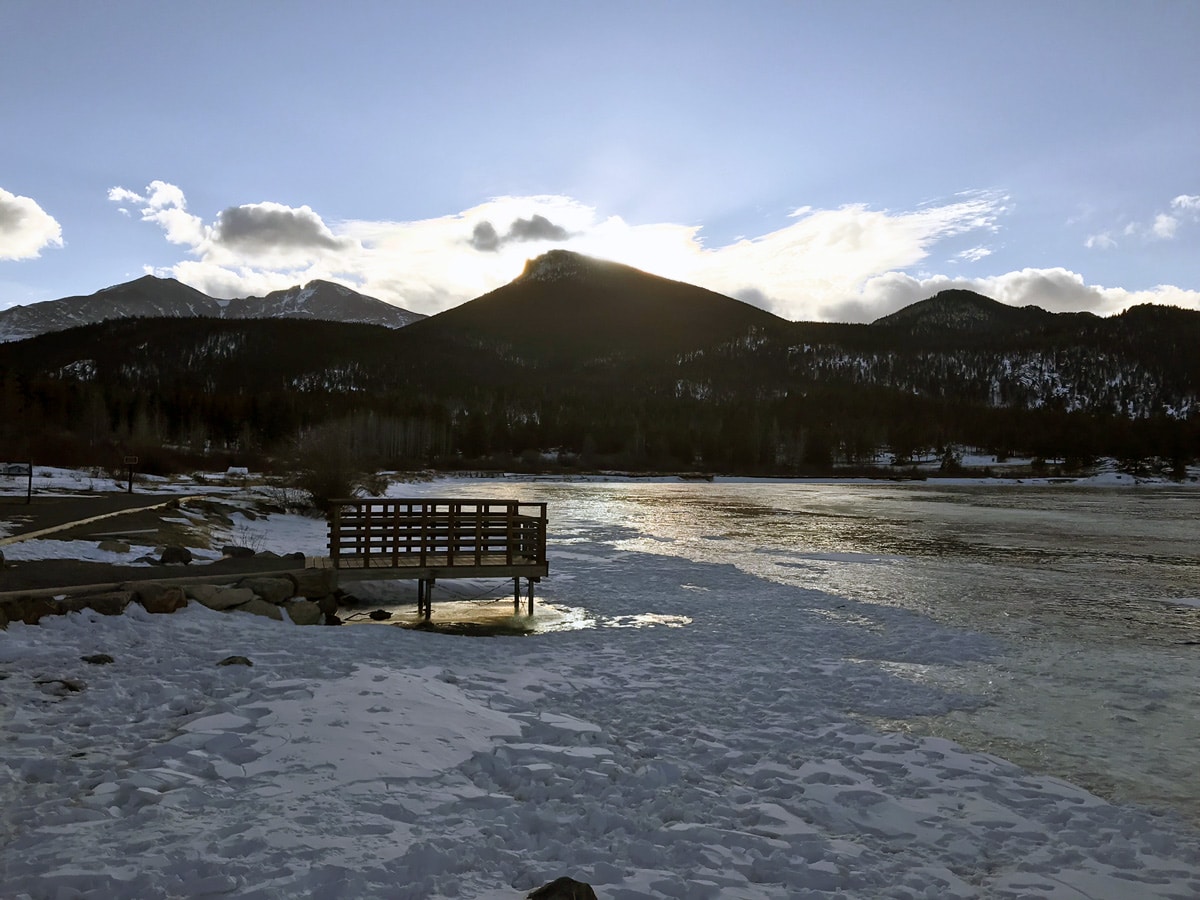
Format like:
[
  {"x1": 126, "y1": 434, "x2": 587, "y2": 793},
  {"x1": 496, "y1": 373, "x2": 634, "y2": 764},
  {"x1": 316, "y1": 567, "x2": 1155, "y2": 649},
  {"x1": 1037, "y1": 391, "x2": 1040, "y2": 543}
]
[{"x1": 0, "y1": 566, "x2": 341, "y2": 630}]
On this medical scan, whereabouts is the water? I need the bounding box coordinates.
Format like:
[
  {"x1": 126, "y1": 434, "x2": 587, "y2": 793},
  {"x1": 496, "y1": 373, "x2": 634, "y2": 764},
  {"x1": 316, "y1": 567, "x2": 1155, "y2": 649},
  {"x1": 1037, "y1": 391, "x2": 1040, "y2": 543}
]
[{"x1": 416, "y1": 478, "x2": 1200, "y2": 824}]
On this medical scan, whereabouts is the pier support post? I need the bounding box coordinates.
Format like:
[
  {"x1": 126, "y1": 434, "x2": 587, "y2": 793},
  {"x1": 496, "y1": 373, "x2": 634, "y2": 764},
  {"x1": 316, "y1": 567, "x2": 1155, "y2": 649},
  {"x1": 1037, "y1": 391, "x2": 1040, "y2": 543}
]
[
  {"x1": 513, "y1": 578, "x2": 521, "y2": 613},
  {"x1": 419, "y1": 578, "x2": 435, "y2": 621},
  {"x1": 527, "y1": 578, "x2": 535, "y2": 615}
]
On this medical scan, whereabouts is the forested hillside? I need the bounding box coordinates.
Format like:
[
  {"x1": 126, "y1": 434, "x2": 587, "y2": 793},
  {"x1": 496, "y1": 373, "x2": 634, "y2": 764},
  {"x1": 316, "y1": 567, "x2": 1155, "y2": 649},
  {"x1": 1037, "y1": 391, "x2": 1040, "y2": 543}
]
[{"x1": 1, "y1": 254, "x2": 1196, "y2": 475}]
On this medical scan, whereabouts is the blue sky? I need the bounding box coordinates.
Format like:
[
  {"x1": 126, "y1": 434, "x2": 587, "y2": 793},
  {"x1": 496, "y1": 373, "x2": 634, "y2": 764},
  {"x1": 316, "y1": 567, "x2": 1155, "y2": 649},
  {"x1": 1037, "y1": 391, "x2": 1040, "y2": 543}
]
[{"x1": 2, "y1": 1, "x2": 1197, "y2": 321}]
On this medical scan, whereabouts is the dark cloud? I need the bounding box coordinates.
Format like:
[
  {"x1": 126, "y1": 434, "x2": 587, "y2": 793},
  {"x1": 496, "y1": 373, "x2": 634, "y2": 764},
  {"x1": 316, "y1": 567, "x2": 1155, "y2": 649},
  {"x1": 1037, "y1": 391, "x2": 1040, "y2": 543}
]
[
  {"x1": 213, "y1": 203, "x2": 345, "y2": 252},
  {"x1": 469, "y1": 214, "x2": 569, "y2": 252},
  {"x1": 471, "y1": 221, "x2": 501, "y2": 252},
  {"x1": 508, "y1": 214, "x2": 569, "y2": 243}
]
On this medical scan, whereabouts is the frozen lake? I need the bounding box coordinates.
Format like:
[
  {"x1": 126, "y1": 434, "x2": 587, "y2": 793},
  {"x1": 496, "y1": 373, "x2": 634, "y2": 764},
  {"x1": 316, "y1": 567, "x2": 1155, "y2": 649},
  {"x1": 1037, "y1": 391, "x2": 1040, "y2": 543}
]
[{"x1": 411, "y1": 478, "x2": 1200, "y2": 826}]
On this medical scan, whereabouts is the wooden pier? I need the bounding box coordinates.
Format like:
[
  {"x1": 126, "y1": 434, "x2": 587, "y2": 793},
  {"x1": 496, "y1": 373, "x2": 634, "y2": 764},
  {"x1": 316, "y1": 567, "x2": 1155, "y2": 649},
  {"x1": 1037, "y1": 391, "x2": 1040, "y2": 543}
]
[{"x1": 326, "y1": 498, "x2": 548, "y2": 619}]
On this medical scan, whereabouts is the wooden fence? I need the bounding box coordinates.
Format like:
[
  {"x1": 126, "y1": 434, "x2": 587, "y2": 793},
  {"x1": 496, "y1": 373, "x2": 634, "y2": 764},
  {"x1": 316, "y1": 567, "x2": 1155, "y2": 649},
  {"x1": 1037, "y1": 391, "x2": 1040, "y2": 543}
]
[{"x1": 327, "y1": 498, "x2": 547, "y2": 572}]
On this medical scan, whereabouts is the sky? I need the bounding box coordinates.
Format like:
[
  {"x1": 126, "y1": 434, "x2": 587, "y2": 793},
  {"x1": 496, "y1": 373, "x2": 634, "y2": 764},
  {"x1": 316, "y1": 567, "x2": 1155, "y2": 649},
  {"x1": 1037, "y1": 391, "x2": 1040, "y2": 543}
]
[{"x1": 1, "y1": 1, "x2": 1198, "y2": 323}]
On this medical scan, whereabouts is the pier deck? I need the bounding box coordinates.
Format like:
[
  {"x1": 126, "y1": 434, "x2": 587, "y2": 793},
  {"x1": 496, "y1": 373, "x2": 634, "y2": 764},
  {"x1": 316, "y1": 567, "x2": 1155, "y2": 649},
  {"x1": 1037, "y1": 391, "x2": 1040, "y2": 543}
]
[{"x1": 326, "y1": 498, "x2": 548, "y2": 618}]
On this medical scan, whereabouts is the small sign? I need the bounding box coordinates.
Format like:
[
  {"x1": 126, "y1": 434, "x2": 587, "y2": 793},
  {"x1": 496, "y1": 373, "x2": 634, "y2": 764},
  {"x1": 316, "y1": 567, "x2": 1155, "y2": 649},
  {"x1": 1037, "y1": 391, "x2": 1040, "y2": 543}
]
[
  {"x1": 123, "y1": 456, "x2": 139, "y2": 466},
  {"x1": 1, "y1": 462, "x2": 31, "y2": 477}
]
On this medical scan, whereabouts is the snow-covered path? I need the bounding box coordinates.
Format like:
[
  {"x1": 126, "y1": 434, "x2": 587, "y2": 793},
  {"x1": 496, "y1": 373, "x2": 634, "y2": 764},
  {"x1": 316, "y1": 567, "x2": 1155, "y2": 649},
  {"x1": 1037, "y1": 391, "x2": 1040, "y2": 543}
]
[{"x1": 3, "y1": 499, "x2": 1199, "y2": 898}]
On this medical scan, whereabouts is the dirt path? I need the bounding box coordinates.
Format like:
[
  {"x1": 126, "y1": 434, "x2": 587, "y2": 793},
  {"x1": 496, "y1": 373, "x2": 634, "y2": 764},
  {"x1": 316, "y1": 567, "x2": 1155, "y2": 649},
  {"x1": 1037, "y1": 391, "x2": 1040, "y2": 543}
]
[
  {"x1": 0, "y1": 493, "x2": 192, "y2": 544},
  {"x1": 0, "y1": 491, "x2": 307, "y2": 595}
]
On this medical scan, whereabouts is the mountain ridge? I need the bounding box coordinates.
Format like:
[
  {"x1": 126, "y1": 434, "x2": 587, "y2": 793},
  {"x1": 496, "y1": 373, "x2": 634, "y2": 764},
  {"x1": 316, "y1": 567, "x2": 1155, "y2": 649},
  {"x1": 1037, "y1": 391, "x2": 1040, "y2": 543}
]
[{"x1": 0, "y1": 276, "x2": 423, "y2": 342}]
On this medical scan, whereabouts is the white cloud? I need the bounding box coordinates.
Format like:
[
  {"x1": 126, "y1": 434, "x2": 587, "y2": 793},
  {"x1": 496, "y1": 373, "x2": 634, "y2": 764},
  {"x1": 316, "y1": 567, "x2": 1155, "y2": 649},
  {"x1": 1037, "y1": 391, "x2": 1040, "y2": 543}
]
[
  {"x1": 0, "y1": 187, "x2": 63, "y2": 261},
  {"x1": 110, "y1": 182, "x2": 1197, "y2": 322},
  {"x1": 956, "y1": 246, "x2": 993, "y2": 262},
  {"x1": 1171, "y1": 194, "x2": 1200, "y2": 213},
  {"x1": 1085, "y1": 232, "x2": 1116, "y2": 250},
  {"x1": 1152, "y1": 213, "x2": 1178, "y2": 240},
  {"x1": 842, "y1": 266, "x2": 1200, "y2": 322}
]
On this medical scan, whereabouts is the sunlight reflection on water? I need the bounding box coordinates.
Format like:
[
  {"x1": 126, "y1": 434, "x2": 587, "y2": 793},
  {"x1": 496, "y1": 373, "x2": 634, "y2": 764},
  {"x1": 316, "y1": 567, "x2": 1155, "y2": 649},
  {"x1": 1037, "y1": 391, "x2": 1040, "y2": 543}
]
[{"x1": 405, "y1": 478, "x2": 1200, "y2": 824}]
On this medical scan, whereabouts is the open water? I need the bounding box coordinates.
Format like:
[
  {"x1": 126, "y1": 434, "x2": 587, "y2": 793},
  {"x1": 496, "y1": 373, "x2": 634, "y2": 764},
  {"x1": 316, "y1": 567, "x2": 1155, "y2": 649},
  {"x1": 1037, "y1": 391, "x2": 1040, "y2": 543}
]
[{"x1": 434, "y1": 479, "x2": 1200, "y2": 826}]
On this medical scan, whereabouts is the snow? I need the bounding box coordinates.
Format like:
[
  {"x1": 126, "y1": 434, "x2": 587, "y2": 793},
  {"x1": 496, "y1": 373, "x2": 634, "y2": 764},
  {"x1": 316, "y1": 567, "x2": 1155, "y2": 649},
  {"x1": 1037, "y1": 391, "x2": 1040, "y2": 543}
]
[{"x1": 3, "y1": 478, "x2": 1199, "y2": 898}]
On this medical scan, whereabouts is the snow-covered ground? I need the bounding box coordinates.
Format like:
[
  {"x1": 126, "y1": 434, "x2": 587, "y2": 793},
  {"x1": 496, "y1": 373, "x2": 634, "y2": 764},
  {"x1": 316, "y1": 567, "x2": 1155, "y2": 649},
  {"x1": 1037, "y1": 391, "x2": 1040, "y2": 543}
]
[{"x1": 3, "y1": 475, "x2": 1199, "y2": 898}]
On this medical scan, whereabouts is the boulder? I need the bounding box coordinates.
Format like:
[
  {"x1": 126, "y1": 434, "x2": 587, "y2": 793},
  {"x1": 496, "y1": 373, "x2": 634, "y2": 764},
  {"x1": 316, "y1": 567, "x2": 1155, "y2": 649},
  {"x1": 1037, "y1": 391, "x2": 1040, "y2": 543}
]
[
  {"x1": 237, "y1": 576, "x2": 295, "y2": 605},
  {"x1": 81, "y1": 653, "x2": 114, "y2": 665},
  {"x1": 0, "y1": 604, "x2": 8, "y2": 629},
  {"x1": 221, "y1": 545, "x2": 256, "y2": 558},
  {"x1": 316, "y1": 594, "x2": 340, "y2": 617},
  {"x1": 97, "y1": 540, "x2": 130, "y2": 554},
  {"x1": 4, "y1": 596, "x2": 58, "y2": 625},
  {"x1": 0, "y1": 548, "x2": 5, "y2": 568},
  {"x1": 58, "y1": 591, "x2": 133, "y2": 616},
  {"x1": 196, "y1": 587, "x2": 256, "y2": 611},
  {"x1": 218, "y1": 655, "x2": 253, "y2": 667},
  {"x1": 288, "y1": 568, "x2": 337, "y2": 600},
  {"x1": 527, "y1": 878, "x2": 599, "y2": 900},
  {"x1": 368, "y1": 609, "x2": 392, "y2": 621},
  {"x1": 184, "y1": 584, "x2": 221, "y2": 605},
  {"x1": 235, "y1": 597, "x2": 284, "y2": 621},
  {"x1": 159, "y1": 546, "x2": 193, "y2": 565},
  {"x1": 135, "y1": 583, "x2": 188, "y2": 614},
  {"x1": 283, "y1": 599, "x2": 322, "y2": 626}
]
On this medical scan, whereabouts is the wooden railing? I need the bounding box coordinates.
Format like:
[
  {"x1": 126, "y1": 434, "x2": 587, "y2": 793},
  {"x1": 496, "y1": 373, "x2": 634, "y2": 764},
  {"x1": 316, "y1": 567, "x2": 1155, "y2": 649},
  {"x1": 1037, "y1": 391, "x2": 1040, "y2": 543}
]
[{"x1": 327, "y1": 498, "x2": 548, "y2": 570}]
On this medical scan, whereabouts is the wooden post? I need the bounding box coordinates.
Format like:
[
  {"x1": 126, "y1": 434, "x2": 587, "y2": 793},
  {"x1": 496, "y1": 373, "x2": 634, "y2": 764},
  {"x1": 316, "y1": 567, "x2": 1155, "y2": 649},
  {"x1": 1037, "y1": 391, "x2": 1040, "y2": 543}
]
[
  {"x1": 527, "y1": 578, "x2": 535, "y2": 615},
  {"x1": 513, "y1": 577, "x2": 521, "y2": 613}
]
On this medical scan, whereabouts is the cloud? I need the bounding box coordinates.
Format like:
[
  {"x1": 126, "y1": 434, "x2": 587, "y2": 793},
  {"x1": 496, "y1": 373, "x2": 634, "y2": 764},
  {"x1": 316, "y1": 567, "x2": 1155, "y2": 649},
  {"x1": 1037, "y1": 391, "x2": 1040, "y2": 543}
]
[
  {"x1": 1171, "y1": 194, "x2": 1200, "y2": 214},
  {"x1": 212, "y1": 202, "x2": 350, "y2": 253},
  {"x1": 112, "y1": 182, "x2": 1197, "y2": 321},
  {"x1": 0, "y1": 187, "x2": 63, "y2": 261},
  {"x1": 1152, "y1": 213, "x2": 1178, "y2": 240},
  {"x1": 841, "y1": 266, "x2": 1200, "y2": 322},
  {"x1": 1085, "y1": 231, "x2": 1116, "y2": 250},
  {"x1": 469, "y1": 213, "x2": 571, "y2": 252},
  {"x1": 109, "y1": 181, "x2": 359, "y2": 274},
  {"x1": 470, "y1": 221, "x2": 501, "y2": 252}
]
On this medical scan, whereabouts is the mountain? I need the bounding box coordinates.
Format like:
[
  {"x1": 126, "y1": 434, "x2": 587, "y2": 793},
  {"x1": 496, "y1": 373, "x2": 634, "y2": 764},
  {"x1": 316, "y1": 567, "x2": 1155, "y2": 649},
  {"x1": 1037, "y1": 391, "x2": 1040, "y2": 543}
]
[
  {"x1": 407, "y1": 249, "x2": 789, "y2": 362},
  {"x1": 222, "y1": 280, "x2": 423, "y2": 329},
  {"x1": 0, "y1": 276, "x2": 423, "y2": 342},
  {"x1": 871, "y1": 289, "x2": 1068, "y2": 336},
  {"x1": 1, "y1": 251, "x2": 1197, "y2": 474}
]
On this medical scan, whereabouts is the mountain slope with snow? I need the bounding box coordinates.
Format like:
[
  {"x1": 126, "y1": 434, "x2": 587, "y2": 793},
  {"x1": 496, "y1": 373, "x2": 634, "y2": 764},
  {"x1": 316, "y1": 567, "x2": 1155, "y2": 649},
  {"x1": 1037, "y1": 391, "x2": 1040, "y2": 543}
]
[{"x1": 0, "y1": 276, "x2": 423, "y2": 342}]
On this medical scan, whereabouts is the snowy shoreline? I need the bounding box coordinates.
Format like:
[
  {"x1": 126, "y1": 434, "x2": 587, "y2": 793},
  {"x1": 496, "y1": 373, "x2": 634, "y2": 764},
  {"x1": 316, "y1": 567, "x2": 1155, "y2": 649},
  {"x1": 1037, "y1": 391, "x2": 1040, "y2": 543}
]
[{"x1": 3, "y1": 475, "x2": 1200, "y2": 898}]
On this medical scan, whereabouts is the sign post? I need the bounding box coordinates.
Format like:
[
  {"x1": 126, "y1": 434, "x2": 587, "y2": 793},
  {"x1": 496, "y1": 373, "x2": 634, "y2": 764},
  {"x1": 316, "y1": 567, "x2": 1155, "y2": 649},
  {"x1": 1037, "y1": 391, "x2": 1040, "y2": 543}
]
[
  {"x1": 25, "y1": 460, "x2": 32, "y2": 505},
  {"x1": 123, "y1": 456, "x2": 138, "y2": 493}
]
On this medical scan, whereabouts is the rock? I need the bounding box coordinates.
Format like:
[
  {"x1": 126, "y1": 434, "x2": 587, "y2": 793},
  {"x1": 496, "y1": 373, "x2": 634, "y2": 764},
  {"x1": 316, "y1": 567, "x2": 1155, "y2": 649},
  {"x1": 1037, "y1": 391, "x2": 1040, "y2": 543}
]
[
  {"x1": 184, "y1": 584, "x2": 220, "y2": 604},
  {"x1": 159, "y1": 546, "x2": 193, "y2": 565},
  {"x1": 3, "y1": 596, "x2": 58, "y2": 625},
  {"x1": 288, "y1": 568, "x2": 337, "y2": 600},
  {"x1": 97, "y1": 540, "x2": 130, "y2": 554},
  {"x1": 527, "y1": 878, "x2": 599, "y2": 900},
  {"x1": 138, "y1": 584, "x2": 188, "y2": 614},
  {"x1": 58, "y1": 591, "x2": 133, "y2": 616},
  {"x1": 0, "y1": 548, "x2": 6, "y2": 567},
  {"x1": 235, "y1": 597, "x2": 284, "y2": 621},
  {"x1": 221, "y1": 545, "x2": 256, "y2": 558},
  {"x1": 217, "y1": 655, "x2": 253, "y2": 667},
  {"x1": 0, "y1": 605, "x2": 7, "y2": 629},
  {"x1": 36, "y1": 677, "x2": 86, "y2": 695},
  {"x1": 324, "y1": 613, "x2": 342, "y2": 626},
  {"x1": 197, "y1": 587, "x2": 256, "y2": 611},
  {"x1": 368, "y1": 609, "x2": 392, "y2": 621},
  {"x1": 253, "y1": 550, "x2": 281, "y2": 560},
  {"x1": 237, "y1": 576, "x2": 295, "y2": 605},
  {"x1": 81, "y1": 653, "x2": 114, "y2": 665},
  {"x1": 316, "y1": 594, "x2": 339, "y2": 617},
  {"x1": 284, "y1": 551, "x2": 305, "y2": 562},
  {"x1": 283, "y1": 599, "x2": 322, "y2": 626}
]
